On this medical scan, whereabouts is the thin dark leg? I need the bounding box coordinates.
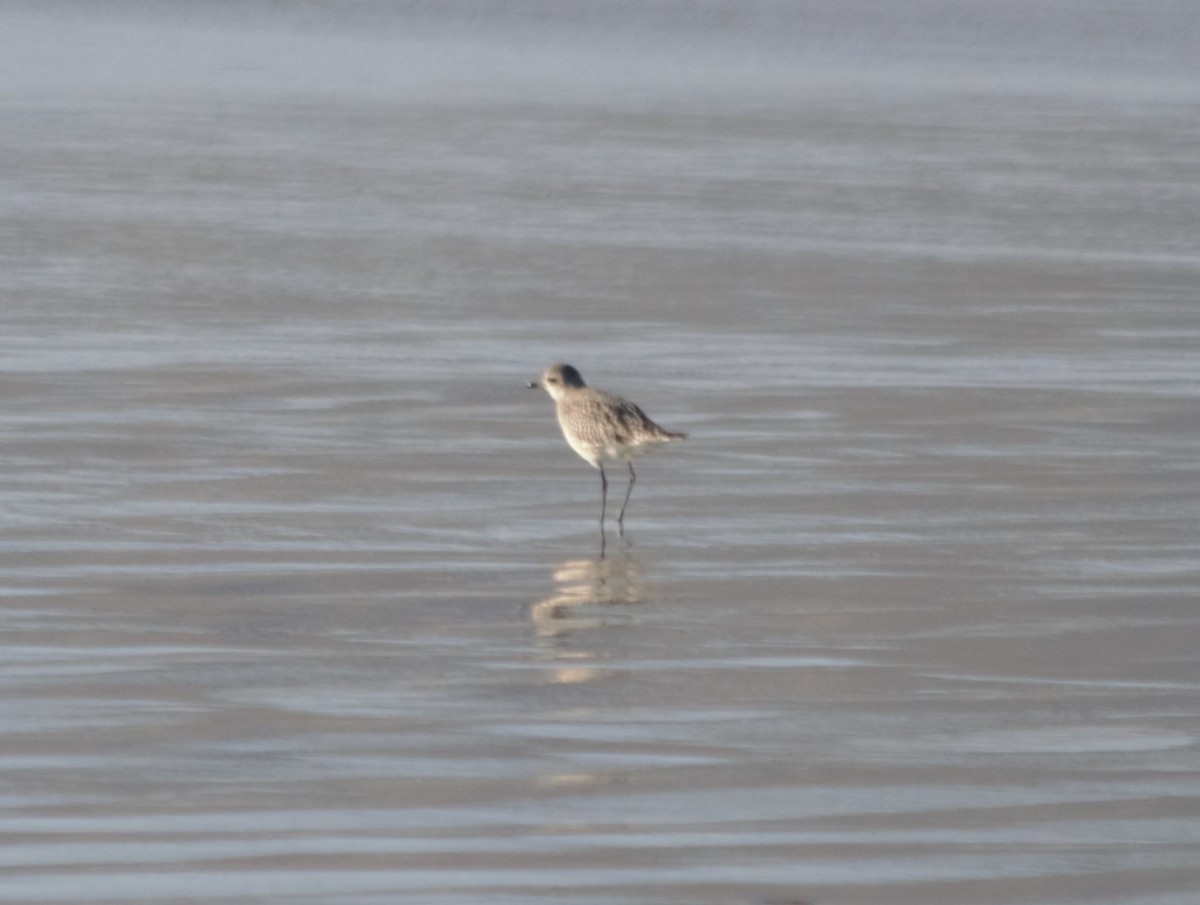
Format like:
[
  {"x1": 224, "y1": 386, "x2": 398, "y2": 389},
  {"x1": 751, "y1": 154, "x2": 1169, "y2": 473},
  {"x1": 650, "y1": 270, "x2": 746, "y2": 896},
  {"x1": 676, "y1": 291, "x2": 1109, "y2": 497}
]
[
  {"x1": 617, "y1": 462, "x2": 636, "y2": 534},
  {"x1": 598, "y1": 465, "x2": 608, "y2": 530}
]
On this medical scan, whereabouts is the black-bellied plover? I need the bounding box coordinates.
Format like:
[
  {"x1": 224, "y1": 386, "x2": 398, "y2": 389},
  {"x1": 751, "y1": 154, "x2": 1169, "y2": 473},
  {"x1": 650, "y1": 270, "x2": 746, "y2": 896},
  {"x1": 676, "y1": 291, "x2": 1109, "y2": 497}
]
[{"x1": 528, "y1": 363, "x2": 687, "y2": 533}]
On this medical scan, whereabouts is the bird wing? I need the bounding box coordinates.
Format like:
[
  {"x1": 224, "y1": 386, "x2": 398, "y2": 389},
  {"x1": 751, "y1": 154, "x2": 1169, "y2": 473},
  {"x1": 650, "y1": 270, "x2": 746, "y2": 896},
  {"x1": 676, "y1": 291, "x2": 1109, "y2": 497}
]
[{"x1": 562, "y1": 392, "x2": 663, "y2": 447}]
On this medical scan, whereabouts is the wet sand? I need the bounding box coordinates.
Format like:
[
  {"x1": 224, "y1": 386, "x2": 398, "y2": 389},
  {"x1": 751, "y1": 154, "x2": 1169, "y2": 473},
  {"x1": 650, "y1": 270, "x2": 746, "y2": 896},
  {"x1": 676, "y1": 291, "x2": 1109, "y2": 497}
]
[{"x1": 2, "y1": 4, "x2": 1199, "y2": 903}]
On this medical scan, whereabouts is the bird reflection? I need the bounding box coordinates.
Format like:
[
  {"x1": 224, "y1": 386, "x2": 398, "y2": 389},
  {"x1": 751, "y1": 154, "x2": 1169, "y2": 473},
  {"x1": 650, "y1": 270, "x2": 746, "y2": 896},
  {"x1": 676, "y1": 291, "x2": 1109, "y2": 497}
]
[
  {"x1": 529, "y1": 541, "x2": 644, "y2": 685},
  {"x1": 530, "y1": 541, "x2": 643, "y2": 630}
]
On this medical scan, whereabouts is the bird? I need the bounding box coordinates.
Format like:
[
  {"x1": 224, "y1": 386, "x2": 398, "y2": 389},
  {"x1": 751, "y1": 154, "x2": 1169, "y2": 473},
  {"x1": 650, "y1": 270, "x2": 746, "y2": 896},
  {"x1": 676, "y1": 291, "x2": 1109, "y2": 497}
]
[{"x1": 528, "y1": 363, "x2": 687, "y2": 534}]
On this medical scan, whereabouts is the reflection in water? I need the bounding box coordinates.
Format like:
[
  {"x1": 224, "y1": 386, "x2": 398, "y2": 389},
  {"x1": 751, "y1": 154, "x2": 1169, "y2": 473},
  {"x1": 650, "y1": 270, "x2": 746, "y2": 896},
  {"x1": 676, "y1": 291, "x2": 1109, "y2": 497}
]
[{"x1": 529, "y1": 542, "x2": 645, "y2": 684}]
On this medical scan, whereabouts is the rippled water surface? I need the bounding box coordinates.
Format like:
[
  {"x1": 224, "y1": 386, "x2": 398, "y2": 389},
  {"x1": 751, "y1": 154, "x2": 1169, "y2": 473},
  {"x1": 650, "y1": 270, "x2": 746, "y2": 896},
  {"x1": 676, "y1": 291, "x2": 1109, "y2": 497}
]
[{"x1": 2, "y1": 3, "x2": 1199, "y2": 903}]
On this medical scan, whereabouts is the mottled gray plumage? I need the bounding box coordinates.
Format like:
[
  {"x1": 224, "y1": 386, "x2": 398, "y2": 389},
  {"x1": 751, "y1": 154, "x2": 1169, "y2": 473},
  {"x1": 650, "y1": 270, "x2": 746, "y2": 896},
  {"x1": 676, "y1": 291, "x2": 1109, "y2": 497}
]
[{"x1": 528, "y1": 363, "x2": 686, "y2": 533}]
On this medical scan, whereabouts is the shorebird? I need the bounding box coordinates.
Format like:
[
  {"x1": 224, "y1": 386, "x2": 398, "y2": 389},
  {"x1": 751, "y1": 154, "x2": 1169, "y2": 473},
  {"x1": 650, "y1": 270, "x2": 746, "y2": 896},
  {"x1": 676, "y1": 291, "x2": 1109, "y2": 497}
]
[{"x1": 528, "y1": 363, "x2": 687, "y2": 533}]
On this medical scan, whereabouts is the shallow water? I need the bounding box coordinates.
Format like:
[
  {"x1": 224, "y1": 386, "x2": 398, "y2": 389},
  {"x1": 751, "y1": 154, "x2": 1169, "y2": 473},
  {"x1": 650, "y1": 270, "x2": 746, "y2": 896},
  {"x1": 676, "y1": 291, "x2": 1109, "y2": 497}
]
[{"x1": 2, "y1": 3, "x2": 1199, "y2": 903}]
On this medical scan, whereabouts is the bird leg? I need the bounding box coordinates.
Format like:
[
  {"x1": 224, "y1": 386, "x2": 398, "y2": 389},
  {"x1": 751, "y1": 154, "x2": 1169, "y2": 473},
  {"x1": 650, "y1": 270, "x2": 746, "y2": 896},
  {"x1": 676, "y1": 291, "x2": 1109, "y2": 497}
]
[
  {"x1": 599, "y1": 464, "x2": 608, "y2": 530},
  {"x1": 617, "y1": 462, "x2": 636, "y2": 534}
]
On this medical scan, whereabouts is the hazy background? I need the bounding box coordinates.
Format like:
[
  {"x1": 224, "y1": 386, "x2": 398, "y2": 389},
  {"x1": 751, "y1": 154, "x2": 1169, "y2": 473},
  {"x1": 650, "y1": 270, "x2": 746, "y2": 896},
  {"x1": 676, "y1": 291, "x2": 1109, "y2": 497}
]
[{"x1": 1, "y1": 2, "x2": 1198, "y2": 903}]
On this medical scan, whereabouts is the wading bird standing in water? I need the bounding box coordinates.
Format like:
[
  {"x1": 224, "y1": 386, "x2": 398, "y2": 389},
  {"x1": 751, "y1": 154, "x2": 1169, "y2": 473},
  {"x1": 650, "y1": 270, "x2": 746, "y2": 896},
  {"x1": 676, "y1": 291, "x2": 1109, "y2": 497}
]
[{"x1": 528, "y1": 363, "x2": 687, "y2": 535}]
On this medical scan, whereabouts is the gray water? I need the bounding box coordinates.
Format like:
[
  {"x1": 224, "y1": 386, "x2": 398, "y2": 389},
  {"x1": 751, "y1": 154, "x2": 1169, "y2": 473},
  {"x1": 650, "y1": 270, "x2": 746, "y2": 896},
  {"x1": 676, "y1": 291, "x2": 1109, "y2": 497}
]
[{"x1": 2, "y1": 3, "x2": 1199, "y2": 903}]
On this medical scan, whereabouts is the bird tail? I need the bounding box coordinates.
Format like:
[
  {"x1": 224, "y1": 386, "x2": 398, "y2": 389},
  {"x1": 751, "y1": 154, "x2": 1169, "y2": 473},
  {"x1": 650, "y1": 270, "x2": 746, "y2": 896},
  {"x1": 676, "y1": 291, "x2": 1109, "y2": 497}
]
[{"x1": 663, "y1": 430, "x2": 688, "y2": 441}]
